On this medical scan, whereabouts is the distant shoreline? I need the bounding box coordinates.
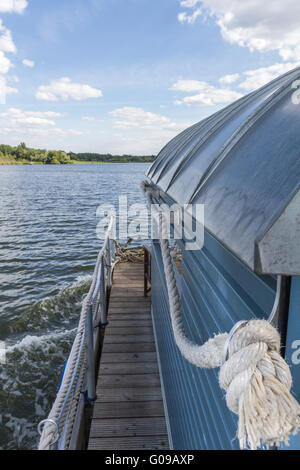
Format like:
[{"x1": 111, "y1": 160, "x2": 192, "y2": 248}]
[
  {"x1": 0, "y1": 144, "x2": 155, "y2": 165},
  {"x1": 0, "y1": 160, "x2": 151, "y2": 165}
]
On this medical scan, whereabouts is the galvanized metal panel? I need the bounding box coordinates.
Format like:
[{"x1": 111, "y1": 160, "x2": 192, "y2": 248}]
[
  {"x1": 281, "y1": 276, "x2": 300, "y2": 450},
  {"x1": 146, "y1": 66, "x2": 300, "y2": 275},
  {"x1": 151, "y1": 234, "x2": 276, "y2": 450}
]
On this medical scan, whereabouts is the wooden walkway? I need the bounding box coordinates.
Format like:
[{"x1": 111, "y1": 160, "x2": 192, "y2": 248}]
[{"x1": 88, "y1": 262, "x2": 169, "y2": 450}]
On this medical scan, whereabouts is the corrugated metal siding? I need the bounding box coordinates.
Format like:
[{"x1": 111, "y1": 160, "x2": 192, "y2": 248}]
[
  {"x1": 282, "y1": 276, "x2": 300, "y2": 450},
  {"x1": 151, "y1": 233, "x2": 276, "y2": 450}
]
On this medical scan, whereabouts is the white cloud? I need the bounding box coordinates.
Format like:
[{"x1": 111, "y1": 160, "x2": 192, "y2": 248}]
[
  {"x1": 36, "y1": 77, "x2": 103, "y2": 101},
  {"x1": 4, "y1": 84, "x2": 18, "y2": 95},
  {"x1": 110, "y1": 106, "x2": 180, "y2": 131},
  {"x1": 178, "y1": 0, "x2": 300, "y2": 60},
  {"x1": 239, "y1": 62, "x2": 300, "y2": 91},
  {"x1": 0, "y1": 20, "x2": 16, "y2": 53},
  {"x1": 22, "y1": 58, "x2": 35, "y2": 68},
  {"x1": 170, "y1": 79, "x2": 208, "y2": 92},
  {"x1": 109, "y1": 106, "x2": 194, "y2": 154},
  {"x1": 0, "y1": 107, "x2": 84, "y2": 146},
  {"x1": 170, "y1": 61, "x2": 299, "y2": 109},
  {"x1": 0, "y1": 20, "x2": 16, "y2": 84},
  {"x1": 82, "y1": 116, "x2": 95, "y2": 121},
  {"x1": 0, "y1": 0, "x2": 27, "y2": 14},
  {"x1": 219, "y1": 73, "x2": 240, "y2": 84},
  {"x1": 171, "y1": 79, "x2": 243, "y2": 106},
  {"x1": 0, "y1": 76, "x2": 17, "y2": 102},
  {"x1": 0, "y1": 108, "x2": 62, "y2": 126},
  {"x1": 0, "y1": 50, "x2": 11, "y2": 73},
  {"x1": 178, "y1": 8, "x2": 202, "y2": 24}
]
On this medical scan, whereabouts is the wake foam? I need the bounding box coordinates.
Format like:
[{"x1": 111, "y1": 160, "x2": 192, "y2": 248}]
[{"x1": 0, "y1": 275, "x2": 91, "y2": 449}]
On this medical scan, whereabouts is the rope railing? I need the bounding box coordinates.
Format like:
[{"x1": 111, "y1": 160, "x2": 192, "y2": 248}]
[
  {"x1": 141, "y1": 180, "x2": 300, "y2": 450},
  {"x1": 38, "y1": 217, "x2": 115, "y2": 450}
]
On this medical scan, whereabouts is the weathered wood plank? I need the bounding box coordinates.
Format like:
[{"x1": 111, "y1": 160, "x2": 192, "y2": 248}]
[
  {"x1": 92, "y1": 401, "x2": 165, "y2": 419},
  {"x1": 108, "y1": 308, "x2": 151, "y2": 315},
  {"x1": 96, "y1": 387, "x2": 164, "y2": 403},
  {"x1": 88, "y1": 436, "x2": 169, "y2": 450},
  {"x1": 103, "y1": 334, "x2": 154, "y2": 344},
  {"x1": 99, "y1": 362, "x2": 159, "y2": 375},
  {"x1": 109, "y1": 299, "x2": 151, "y2": 306},
  {"x1": 89, "y1": 417, "x2": 167, "y2": 438},
  {"x1": 105, "y1": 326, "x2": 154, "y2": 335},
  {"x1": 107, "y1": 319, "x2": 152, "y2": 327},
  {"x1": 109, "y1": 297, "x2": 151, "y2": 312},
  {"x1": 110, "y1": 289, "x2": 147, "y2": 297},
  {"x1": 113, "y1": 266, "x2": 144, "y2": 272},
  {"x1": 101, "y1": 343, "x2": 156, "y2": 354},
  {"x1": 108, "y1": 315, "x2": 151, "y2": 323},
  {"x1": 88, "y1": 261, "x2": 168, "y2": 450},
  {"x1": 97, "y1": 374, "x2": 161, "y2": 389}
]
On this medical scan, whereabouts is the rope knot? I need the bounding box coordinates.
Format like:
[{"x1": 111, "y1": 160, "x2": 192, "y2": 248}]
[{"x1": 219, "y1": 319, "x2": 300, "y2": 449}]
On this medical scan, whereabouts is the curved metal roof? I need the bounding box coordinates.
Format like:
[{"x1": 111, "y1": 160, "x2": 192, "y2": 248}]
[{"x1": 146, "y1": 66, "x2": 300, "y2": 275}]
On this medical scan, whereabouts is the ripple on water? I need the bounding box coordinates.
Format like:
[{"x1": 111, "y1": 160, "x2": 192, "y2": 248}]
[{"x1": 0, "y1": 163, "x2": 150, "y2": 448}]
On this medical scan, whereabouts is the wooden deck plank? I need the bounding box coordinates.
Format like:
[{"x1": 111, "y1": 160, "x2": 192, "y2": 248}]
[
  {"x1": 97, "y1": 374, "x2": 161, "y2": 389},
  {"x1": 109, "y1": 299, "x2": 151, "y2": 313},
  {"x1": 108, "y1": 311, "x2": 151, "y2": 317},
  {"x1": 101, "y1": 344, "x2": 156, "y2": 354},
  {"x1": 104, "y1": 326, "x2": 154, "y2": 335},
  {"x1": 92, "y1": 401, "x2": 165, "y2": 419},
  {"x1": 96, "y1": 388, "x2": 164, "y2": 403},
  {"x1": 88, "y1": 261, "x2": 169, "y2": 451},
  {"x1": 108, "y1": 300, "x2": 151, "y2": 307},
  {"x1": 108, "y1": 310, "x2": 151, "y2": 317},
  {"x1": 88, "y1": 436, "x2": 168, "y2": 450},
  {"x1": 89, "y1": 417, "x2": 167, "y2": 438},
  {"x1": 103, "y1": 334, "x2": 154, "y2": 344},
  {"x1": 107, "y1": 319, "x2": 152, "y2": 327},
  {"x1": 99, "y1": 362, "x2": 159, "y2": 375}
]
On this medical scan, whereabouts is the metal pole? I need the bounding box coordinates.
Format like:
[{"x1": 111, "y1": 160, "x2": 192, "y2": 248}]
[
  {"x1": 100, "y1": 259, "x2": 107, "y2": 325},
  {"x1": 144, "y1": 247, "x2": 148, "y2": 297},
  {"x1": 86, "y1": 304, "x2": 96, "y2": 402},
  {"x1": 106, "y1": 238, "x2": 112, "y2": 290}
]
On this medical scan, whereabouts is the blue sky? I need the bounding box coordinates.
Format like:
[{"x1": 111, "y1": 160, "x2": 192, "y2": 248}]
[{"x1": 0, "y1": 0, "x2": 300, "y2": 154}]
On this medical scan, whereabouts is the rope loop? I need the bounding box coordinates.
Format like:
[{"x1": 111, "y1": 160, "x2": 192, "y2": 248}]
[{"x1": 38, "y1": 419, "x2": 59, "y2": 446}]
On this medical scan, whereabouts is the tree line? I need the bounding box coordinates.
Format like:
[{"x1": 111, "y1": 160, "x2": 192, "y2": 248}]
[{"x1": 0, "y1": 143, "x2": 155, "y2": 164}]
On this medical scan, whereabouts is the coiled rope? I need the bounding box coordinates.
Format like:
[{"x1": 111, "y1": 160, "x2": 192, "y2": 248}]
[{"x1": 142, "y1": 180, "x2": 300, "y2": 450}]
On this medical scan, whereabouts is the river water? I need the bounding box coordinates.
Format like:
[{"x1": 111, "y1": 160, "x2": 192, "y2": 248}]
[{"x1": 0, "y1": 163, "x2": 150, "y2": 449}]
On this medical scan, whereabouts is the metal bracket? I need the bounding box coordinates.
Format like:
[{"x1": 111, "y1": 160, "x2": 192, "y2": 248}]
[
  {"x1": 81, "y1": 390, "x2": 97, "y2": 407},
  {"x1": 222, "y1": 275, "x2": 283, "y2": 364},
  {"x1": 95, "y1": 321, "x2": 109, "y2": 329},
  {"x1": 222, "y1": 320, "x2": 248, "y2": 365},
  {"x1": 267, "y1": 275, "x2": 282, "y2": 324}
]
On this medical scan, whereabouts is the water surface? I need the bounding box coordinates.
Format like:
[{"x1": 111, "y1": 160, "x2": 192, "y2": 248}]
[{"x1": 0, "y1": 163, "x2": 149, "y2": 449}]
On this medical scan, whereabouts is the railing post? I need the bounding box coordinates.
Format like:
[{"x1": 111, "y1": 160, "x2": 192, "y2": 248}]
[
  {"x1": 106, "y1": 238, "x2": 112, "y2": 290},
  {"x1": 100, "y1": 259, "x2": 107, "y2": 325},
  {"x1": 144, "y1": 247, "x2": 151, "y2": 297},
  {"x1": 85, "y1": 304, "x2": 97, "y2": 402}
]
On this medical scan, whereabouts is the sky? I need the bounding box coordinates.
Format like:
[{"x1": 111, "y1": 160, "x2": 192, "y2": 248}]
[{"x1": 0, "y1": 0, "x2": 300, "y2": 155}]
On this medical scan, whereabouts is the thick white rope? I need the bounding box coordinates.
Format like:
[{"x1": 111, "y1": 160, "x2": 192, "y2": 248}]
[
  {"x1": 38, "y1": 218, "x2": 114, "y2": 450},
  {"x1": 142, "y1": 181, "x2": 300, "y2": 450}
]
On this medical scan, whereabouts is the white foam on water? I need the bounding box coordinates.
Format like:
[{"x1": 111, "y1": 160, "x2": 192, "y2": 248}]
[
  {"x1": 1, "y1": 312, "x2": 81, "y2": 448},
  {"x1": 9, "y1": 274, "x2": 92, "y2": 334}
]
